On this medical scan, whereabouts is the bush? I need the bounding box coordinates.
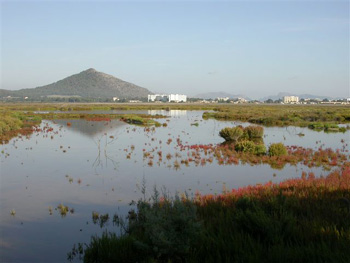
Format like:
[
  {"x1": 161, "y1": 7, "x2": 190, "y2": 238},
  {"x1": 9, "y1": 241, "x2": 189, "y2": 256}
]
[
  {"x1": 268, "y1": 143, "x2": 287, "y2": 157},
  {"x1": 219, "y1": 127, "x2": 244, "y2": 142},
  {"x1": 244, "y1": 126, "x2": 264, "y2": 139},
  {"x1": 235, "y1": 141, "x2": 266, "y2": 155},
  {"x1": 254, "y1": 144, "x2": 267, "y2": 156},
  {"x1": 235, "y1": 140, "x2": 256, "y2": 153}
]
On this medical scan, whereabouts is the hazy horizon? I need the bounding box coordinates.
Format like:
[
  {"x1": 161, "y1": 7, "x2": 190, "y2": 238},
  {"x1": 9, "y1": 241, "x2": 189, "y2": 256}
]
[{"x1": 1, "y1": 1, "x2": 349, "y2": 99}]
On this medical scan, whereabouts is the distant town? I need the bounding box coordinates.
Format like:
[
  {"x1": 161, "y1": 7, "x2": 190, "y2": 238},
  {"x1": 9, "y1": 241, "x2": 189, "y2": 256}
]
[
  {"x1": 1, "y1": 69, "x2": 348, "y2": 104},
  {"x1": 145, "y1": 94, "x2": 350, "y2": 105},
  {"x1": 2, "y1": 94, "x2": 350, "y2": 104}
]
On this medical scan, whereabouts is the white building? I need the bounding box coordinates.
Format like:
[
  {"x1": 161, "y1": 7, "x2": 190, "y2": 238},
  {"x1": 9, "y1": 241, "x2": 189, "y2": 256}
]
[
  {"x1": 283, "y1": 96, "x2": 299, "y2": 104},
  {"x1": 235, "y1": 97, "x2": 248, "y2": 103},
  {"x1": 148, "y1": 94, "x2": 168, "y2": 102},
  {"x1": 217, "y1": 97, "x2": 229, "y2": 102},
  {"x1": 168, "y1": 94, "x2": 187, "y2": 102},
  {"x1": 148, "y1": 94, "x2": 187, "y2": 103}
]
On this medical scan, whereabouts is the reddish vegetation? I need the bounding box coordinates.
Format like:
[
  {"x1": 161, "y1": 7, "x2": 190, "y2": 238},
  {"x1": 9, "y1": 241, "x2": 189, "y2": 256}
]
[
  {"x1": 1, "y1": 121, "x2": 58, "y2": 144},
  {"x1": 194, "y1": 167, "x2": 350, "y2": 206},
  {"x1": 139, "y1": 140, "x2": 349, "y2": 170}
]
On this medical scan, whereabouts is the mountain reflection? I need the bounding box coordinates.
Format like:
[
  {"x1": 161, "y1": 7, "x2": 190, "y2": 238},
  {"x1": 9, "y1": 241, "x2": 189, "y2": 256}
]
[{"x1": 53, "y1": 119, "x2": 126, "y2": 138}]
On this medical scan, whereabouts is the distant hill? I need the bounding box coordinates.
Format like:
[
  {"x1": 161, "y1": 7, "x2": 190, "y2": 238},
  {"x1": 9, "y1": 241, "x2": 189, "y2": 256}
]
[
  {"x1": 194, "y1": 92, "x2": 250, "y2": 100},
  {"x1": 0, "y1": 68, "x2": 152, "y2": 100},
  {"x1": 259, "y1": 92, "x2": 336, "y2": 102}
]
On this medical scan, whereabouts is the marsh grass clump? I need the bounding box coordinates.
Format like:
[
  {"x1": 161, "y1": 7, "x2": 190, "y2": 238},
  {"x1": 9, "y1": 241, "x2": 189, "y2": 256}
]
[
  {"x1": 243, "y1": 125, "x2": 264, "y2": 139},
  {"x1": 268, "y1": 143, "x2": 288, "y2": 157},
  {"x1": 120, "y1": 114, "x2": 161, "y2": 127},
  {"x1": 0, "y1": 111, "x2": 42, "y2": 143},
  {"x1": 219, "y1": 125, "x2": 264, "y2": 143},
  {"x1": 254, "y1": 144, "x2": 267, "y2": 156},
  {"x1": 219, "y1": 126, "x2": 244, "y2": 142},
  {"x1": 91, "y1": 212, "x2": 109, "y2": 228},
  {"x1": 57, "y1": 204, "x2": 70, "y2": 217},
  {"x1": 234, "y1": 140, "x2": 256, "y2": 153},
  {"x1": 219, "y1": 126, "x2": 266, "y2": 156}
]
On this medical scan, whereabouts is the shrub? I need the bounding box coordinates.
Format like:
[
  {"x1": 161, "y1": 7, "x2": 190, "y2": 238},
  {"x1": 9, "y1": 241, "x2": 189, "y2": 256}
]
[
  {"x1": 254, "y1": 144, "x2": 267, "y2": 156},
  {"x1": 244, "y1": 126, "x2": 264, "y2": 139},
  {"x1": 235, "y1": 140, "x2": 256, "y2": 153},
  {"x1": 219, "y1": 127, "x2": 244, "y2": 142},
  {"x1": 235, "y1": 141, "x2": 266, "y2": 155},
  {"x1": 268, "y1": 143, "x2": 287, "y2": 157}
]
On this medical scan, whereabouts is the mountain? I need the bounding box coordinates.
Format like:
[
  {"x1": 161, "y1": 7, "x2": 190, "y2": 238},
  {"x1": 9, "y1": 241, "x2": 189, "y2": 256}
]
[
  {"x1": 193, "y1": 92, "x2": 250, "y2": 100},
  {"x1": 0, "y1": 68, "x2": 152, "y2": 100},
  {"x1": 259, "y1": 92, "x2": 336, "y2": 102}
]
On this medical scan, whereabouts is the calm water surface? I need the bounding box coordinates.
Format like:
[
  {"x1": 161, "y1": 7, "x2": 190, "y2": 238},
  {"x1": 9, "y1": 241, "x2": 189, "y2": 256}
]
[{"x1": 1, "y1": 110, "x2": 349, "y2": 262}]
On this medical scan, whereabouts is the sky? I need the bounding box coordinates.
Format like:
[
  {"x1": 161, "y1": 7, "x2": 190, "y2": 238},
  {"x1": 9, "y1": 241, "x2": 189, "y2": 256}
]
[{"x1": 1, "y1": 0, "x2": 349, "y2": 99}]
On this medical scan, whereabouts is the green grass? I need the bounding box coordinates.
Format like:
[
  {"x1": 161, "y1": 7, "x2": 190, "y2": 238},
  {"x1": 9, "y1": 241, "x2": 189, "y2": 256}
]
[
  {"x1": 69, "y1": 168, "x2": 350, "y2": 263},
  {"x1": 120, "y1": 114, "x2": 162, "y2": 126},
  {"x1": 203, "y1": 104, "x2": 350, "y2": 130},
  {"x1": 0, "y1": 111, "x2": 42, "y2": 142}
]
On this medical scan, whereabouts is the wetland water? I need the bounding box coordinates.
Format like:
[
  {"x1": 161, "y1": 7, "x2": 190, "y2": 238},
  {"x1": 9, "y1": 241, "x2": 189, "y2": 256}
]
[{"x1": 1, "y1": 110, "x2": 349, "y2": 262}]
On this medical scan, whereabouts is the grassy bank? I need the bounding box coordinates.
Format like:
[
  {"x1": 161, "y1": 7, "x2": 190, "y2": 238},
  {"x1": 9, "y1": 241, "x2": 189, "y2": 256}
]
[
  {"x1": 1, "y1": 103, "x2": 349, "y2": 131},
  {"x1": 0, "y1": 111, "x2": 165, "y2": 143},
  {"x1": 69, "y1": 168, "x2": 350, "y2": 263},
  {"x1": 203, "y1": 105, "x2": 350, "y2": 131},
  {"x1": 0, "y1": 111, "x2": 42, "y2": 143}
]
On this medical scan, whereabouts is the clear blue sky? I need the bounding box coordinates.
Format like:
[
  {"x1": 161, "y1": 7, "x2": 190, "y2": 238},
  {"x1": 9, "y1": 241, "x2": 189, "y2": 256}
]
[{"x1": 1, "y1": 0, "x2": 349, "y2": 99}]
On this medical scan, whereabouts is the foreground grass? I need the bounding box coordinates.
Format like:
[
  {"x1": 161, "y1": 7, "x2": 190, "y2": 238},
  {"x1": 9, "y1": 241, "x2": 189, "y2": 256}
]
[{"x1": 69, "y1": 168, "x2": 350, "y2": 263}]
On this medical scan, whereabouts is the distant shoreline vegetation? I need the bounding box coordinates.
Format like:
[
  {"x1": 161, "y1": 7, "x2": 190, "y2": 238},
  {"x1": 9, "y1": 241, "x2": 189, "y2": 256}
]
[{"x1": 1, "y1": 103, "x2": 349, "y2": 143}]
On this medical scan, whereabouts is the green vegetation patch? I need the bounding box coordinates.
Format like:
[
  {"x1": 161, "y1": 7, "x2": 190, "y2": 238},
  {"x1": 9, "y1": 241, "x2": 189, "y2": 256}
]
[
  {"x1": 69, "y1": 168, "x2": 350, "y2": 263},
  {"x1": 268, "y1": 143, "x2": 288, "y2": 157},
  {"x1": 204, "y1": 105, "x2": 350, "y2": 131},
  {"x1": 0, "y1": 111, "x2": 42, "y2": 143},
  {"x1": 120, "y1": 114, "x2": 162, "y2": 127}
]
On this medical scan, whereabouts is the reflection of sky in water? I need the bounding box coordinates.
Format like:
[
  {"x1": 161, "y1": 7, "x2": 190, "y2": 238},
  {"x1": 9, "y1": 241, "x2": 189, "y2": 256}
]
[{"x1": 0, "y1": 110, "x2": 349, "y2": 262}]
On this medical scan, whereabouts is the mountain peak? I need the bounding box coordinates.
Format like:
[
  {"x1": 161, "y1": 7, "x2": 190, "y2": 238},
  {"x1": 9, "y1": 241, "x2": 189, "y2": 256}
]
[
  {"x1": 84, "y1": 68, "x2": 97, "y2": 73},
  {"x1": 0, "y1": 69, "x2": 152, "y2": 100}
]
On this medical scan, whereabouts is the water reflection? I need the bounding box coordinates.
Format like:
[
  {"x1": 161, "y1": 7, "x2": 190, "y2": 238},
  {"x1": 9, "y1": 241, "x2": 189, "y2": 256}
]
[
  {"x1": 0, "y1": 110, "x2": 349, "y2": 262},
  {"x1": 148, "y1": 110, "x2": 187, "y2": 117},
  {"x1": 92, "y1": 134, "x2": 119, "y2": 173},
  {"x1": 53, "y1": 119, "x2": 126, "y2": 138}
]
